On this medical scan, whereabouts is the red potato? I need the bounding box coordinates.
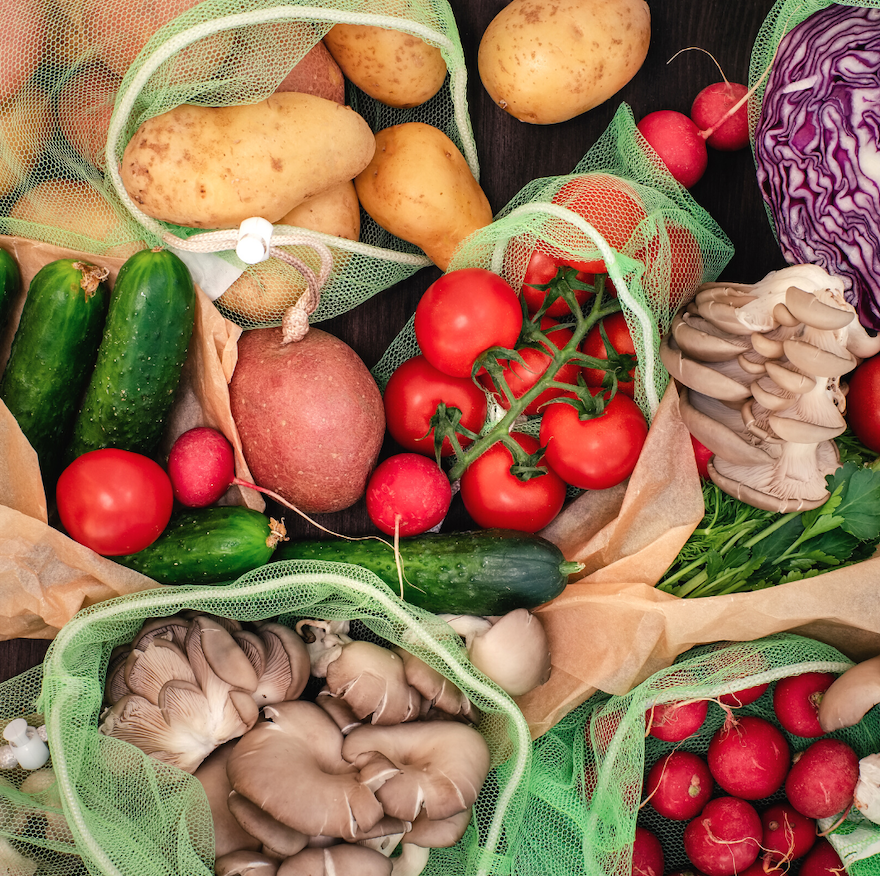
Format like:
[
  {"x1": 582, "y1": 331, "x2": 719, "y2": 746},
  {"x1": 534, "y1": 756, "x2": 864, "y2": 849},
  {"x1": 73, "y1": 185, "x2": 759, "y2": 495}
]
[
  {"x1": 691, "y1": 82, "x2": 750, "y2": 151},
  {"x1": 646, "y1": 699, "x2": 708, "y2": 742},
  {"x1": 0, "y1": 0, "x2": 45, "y2": 105},
  {"x1": 365, "y1": 453, "x2": 452, "y2": 536},
  {"x1": 760, "y1": 801, "x2": 817, "y2": 865},
  {"x1": 683, "y1": 797, "x2": 762, "y2": 876},
  {"x1": 717, "y1": 682, "x2": 769, "y2": 707},
  {"x1": 56, "y1": 62, "x2": 121, "y2": 169},
  {"x1": 631, "y1": 826, "x2": 664, "y2": 876},
  {"x1": 706, "y1": 715, "x2": 790, "y2": 800},
  {"x1": 274, "y1": 39, "x2": 345, "y2": 103},
  {"x1": 229, "y1": 327, "x2": 385, "y2": 515},
  {"x1": 772, "y1": 671, "x2": 837, "y2": 738},
  {"x1": 785, "y1": 738, "x2": 860, "y2": 820},
  {"x1": 637, "y1": 110, "x2": 708, "y2": 189},
  {"x1": 644, "y1": 750, "x2": 713, "y2": 820},
  {"x1": 799, "y1": 838, "x2": 845, "y2": 876}
]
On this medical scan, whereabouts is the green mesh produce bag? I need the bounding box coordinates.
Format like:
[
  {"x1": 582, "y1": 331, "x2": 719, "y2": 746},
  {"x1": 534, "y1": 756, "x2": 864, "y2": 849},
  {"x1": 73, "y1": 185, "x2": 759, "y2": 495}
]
[
  {"x1": 0, "y1": 561, "x2": 532, "y2": 876},
  {"x1": 0, "y1": 0, "x2": 474, "y2": 329},
  {"x1": 513, "y1": 633, "x2": 880, "y2": 876},
  {"x1": 372, "y1": 103, "x2": 734, "y2": 421}
]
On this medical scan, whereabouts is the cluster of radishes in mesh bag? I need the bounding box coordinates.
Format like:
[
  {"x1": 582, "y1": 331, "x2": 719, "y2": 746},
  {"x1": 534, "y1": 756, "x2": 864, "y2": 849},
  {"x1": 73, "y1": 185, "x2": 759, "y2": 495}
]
[{"x1": 631, "y1": 657, "x2": 880, "y2": 876}]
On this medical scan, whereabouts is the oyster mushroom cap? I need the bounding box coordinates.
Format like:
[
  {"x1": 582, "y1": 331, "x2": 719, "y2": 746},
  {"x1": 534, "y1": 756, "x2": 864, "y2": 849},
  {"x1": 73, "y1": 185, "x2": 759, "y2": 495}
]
[
  {"x1": 316, "y1": 687, "x2": 363, "y2": 735},
  {"x1": 254, "y1": 621, "x2": 311, "y2": 703},
  {"x1": 818, "y1": 655, "x2": 880, "y2": 733},
  {"x1": 277, "y1": 844, "x2": 393, "y2": 876},
  {"x1": 325, "y1": 641, "x2": 422, "y2": 725},
  {"x1": 390, "y1": 808, "x2": 474, "y2": 876},
  {"x1": 226, "y1": 700, "x2": 387, "y2": 842},
  {"x1": 341, "y1": 720, "x2": 491, "y2": 823},
  {"x1": 131, "y1": 615, "x2": 191, "y2": 651},
  {"x1": 214, "y1": 850, "x2": 281, "y2": 876},
  {"x1": 124, "y1": 638, "x2": 197, "y2": 706},
  {"x1": 294, "y1": 619, "x2": 353, "y2": 678},
  {"x1": 193, "y1": 741, "x2": 261, "y2": 858},
  {"x1": 392, "y1": 648, "x2": 474, "y2": 721},
  {"x1": 227, "y1": 791, "x2": 310, "y2": 858},
  {"x1": 186, "y1": 615, "x2": 259, "y2": 693}
]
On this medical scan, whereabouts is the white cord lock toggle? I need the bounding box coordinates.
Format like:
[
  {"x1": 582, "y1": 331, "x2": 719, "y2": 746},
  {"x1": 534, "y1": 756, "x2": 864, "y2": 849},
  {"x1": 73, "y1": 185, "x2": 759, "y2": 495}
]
[
  {"x1": 236, "y1": 217, "x2": 274, "y2": 265},
  {"x1": 3, "y1": 719, "x2": 49, "y2": 770}
]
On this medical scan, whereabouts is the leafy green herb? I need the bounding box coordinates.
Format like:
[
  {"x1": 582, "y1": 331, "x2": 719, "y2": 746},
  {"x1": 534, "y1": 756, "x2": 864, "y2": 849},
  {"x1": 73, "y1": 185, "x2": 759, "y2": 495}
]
[{"x1": 656, "y1": 456, "x2": 880, "y2": 598}]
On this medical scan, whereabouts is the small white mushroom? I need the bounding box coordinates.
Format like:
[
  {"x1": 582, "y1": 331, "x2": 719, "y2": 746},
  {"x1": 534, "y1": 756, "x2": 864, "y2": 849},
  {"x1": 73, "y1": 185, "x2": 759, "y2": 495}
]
[{"x1": 294, "y1": 620, "x2": 353, "y2": 679}]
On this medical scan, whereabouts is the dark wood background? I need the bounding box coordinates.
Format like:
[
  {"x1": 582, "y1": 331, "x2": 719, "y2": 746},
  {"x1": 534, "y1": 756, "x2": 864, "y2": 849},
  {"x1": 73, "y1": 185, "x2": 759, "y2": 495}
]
[{"x1": 0, "y1": 0, "x2": 787, "y2": 682}]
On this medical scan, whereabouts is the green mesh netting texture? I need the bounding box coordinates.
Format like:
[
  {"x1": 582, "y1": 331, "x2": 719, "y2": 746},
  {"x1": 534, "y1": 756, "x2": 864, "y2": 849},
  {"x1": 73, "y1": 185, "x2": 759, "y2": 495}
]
[
  {"x1": 372, "y1": 103, "x2": 734, "y2": 423},
  {"x1": 514, "y1": 634, "x2": 880, "y2": 876},
  {"x1": 0, "y1": 0, "x2": 475, "y2": 329},
  {"x1": 0, "y1": 561, "x2": 533, "y2": 876}
]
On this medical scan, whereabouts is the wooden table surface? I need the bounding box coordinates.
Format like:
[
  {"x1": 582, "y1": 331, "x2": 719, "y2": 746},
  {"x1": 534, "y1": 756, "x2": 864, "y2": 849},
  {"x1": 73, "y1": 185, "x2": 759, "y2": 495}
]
[{"x1": 0, "y1": 0, "x2": 787, "y2": 684}]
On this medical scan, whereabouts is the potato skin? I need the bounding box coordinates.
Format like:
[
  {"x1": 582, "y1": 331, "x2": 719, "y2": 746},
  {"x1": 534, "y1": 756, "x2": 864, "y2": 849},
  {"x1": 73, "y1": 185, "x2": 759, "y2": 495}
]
[
  {"x1": 229, "y1": 327, "x2": 385, "y2": 514},
  {"x1": 355, "y1": 122, "x2": 493, "y2": 271},
  {"x1": 120, "y1": 93, "x2": 376, "y2": 229},
  {"x1": 323, "y1": 23, "x2": 447, "y2": 108},
  {"x1": 478, "y1": 0, "x2": 651, "y2": 125}
]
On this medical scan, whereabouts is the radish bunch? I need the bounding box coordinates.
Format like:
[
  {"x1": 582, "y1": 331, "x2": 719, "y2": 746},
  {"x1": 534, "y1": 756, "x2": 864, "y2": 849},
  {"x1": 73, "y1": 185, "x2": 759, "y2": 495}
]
[
  {"x1": 636, "y1": 77, "x2": 750, "y2": 190},
  {"x1": 636, "y1": 671, "x2": 856, "y2": 876}
]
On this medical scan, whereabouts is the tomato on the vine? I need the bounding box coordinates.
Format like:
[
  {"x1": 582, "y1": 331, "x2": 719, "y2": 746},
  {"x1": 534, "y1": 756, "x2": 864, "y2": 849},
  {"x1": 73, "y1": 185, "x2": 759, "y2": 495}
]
[
  {"x1": 550, "y1": 173, "x2": 649, "y2": 274},
  {"x1": 844, "y1": 354, "x2": 880, "y2": 453},
  {"x1": 480, "y1": 316, "x2": 580, "y2": 415},
  {"x1": 581, "y1": 311, "x2": 638, "y2": 398},
  {"x1": 638, "y1": 222, "x2": 704, "y2": 311},
  {"x1": 414, "y1": 268, "x2": 523, "y2": 378},
  {"x1": 459, "y1": 432, "x2": 566, "y2": 532},
  {"x1": 520, "y1": 249, "x2": 593, "y2": 317},
  {"x1": 56, "y1": 448, "x2": 174, "y2": 555},
  {"x1": 539, "y1": 393, "x2": 648, "y2": 490},
  {"x1": 383, "y1": 354, "x2": 488, "y2": 457}
]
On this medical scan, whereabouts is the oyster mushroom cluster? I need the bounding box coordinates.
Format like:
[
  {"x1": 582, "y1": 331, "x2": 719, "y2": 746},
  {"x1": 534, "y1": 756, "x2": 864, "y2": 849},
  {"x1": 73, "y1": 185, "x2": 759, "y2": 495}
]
[
  {"x1": 661, "y1": 265, "x2": 880, "y2": 512},
  {"x1": 100, "y1": 613, "x2": 311, "y2": 773},
  {"x1": 99, "y1": 610, "x2": 550, "y2": 876}
]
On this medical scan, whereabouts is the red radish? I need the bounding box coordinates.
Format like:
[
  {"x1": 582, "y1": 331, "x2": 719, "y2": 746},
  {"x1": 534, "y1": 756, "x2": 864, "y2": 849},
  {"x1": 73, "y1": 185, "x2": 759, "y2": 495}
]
[
  {"x1": 689, "y1": 433, "x2": 714, "y2": 481},
  {"x1": 631, "y1": 825, "x2": 664, "y2": 876},
  {"x1": 760, "y1": 801, "x2": 817, "y2": 865},
  {"x1": 717, "y1": 682, "x2": 769, "y2": 707},
  {"x1": 644, "y1": 750, "x2": 713, "y2": 820},
  {"x1": 637, "y1": 110, "x2": 708, "y2": 189},
  {"x1": 785, "y1": 738, "x2": 859, "y2": 819},
  {"x1": 647, "y1": 698, "x2": 709, "y2": 741},
  {"x1": 167, "y1": 426, "x2": 236, "y2": 507},
  {"x1": 683, "y1": 796, "x2": 762, "y2": 876},
  {"x1": 707, "y1": 715, "x2": 790, "y2": 800},
  {"x1": 365, "y1": 453, "x2": 452, "y2": 536},
  {"x1": 799, "y1": 838, "x2": 845, "y2": 876},
  {"x1": 772, "y1": 671, "x2": 837, "y2": 737},
  {"x1": 691, "y1": 82, "x2": 750, "y2": 151}
]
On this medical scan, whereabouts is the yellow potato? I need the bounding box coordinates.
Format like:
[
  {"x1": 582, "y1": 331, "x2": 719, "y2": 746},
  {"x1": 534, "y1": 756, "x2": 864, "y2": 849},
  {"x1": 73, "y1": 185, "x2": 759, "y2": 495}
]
[
  {"x1": 0, "y1": 84, "x2": 51, "y2": 200},
  {"x1": 9, "y1": 179, "x2": 145, "y2": 258},
  {"x1": 119, "y1": 93, "x2": 376, "y2": 229},
  {"x1": 323, "y1": 22, "x2": 447, "y2": 108},
  {"x1": 279, "y1": 180, "x2": 361, "y2": 242},
  {"x1": 355, "y1": 122, "x2": 492, "y2": 271},
  {"x1": 478, "y1": 0, "x2": 651, "y2": 125}
]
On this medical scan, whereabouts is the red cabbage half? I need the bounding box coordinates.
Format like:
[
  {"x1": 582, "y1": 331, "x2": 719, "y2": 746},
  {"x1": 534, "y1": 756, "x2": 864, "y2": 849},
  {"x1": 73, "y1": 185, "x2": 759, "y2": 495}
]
[{"x1": 754, "y1": 3, "x2": 880, "y2": 330}]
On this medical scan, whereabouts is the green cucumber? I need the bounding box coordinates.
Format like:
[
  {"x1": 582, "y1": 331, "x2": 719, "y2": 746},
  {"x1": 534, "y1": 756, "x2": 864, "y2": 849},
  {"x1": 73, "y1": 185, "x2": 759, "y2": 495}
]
[
  {"x1": 0, "y1": 247, "x2": 21, "y2": 332},
  {"x1": 67, "y1": 246, "x2": 195, "y2": 461},
  {"x1": 113, "y1": 506, "x2": 287, "y2": 584},
  {"x1": 0, "y1": 258, "x2": 110, "y2": 485},
  {"x1": 272, "y1": 529, "x2": 580, "y2": 615}
]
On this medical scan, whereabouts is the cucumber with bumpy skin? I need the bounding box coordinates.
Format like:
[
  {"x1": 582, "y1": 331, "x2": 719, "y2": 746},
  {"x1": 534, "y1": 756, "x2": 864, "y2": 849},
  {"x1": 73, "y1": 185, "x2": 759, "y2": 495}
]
[
  {"x1": 272, "y1": 529, "x2": 580, "y2": 615},
  {"x1": 67, "y1": 247, "x2": 195, "y2": 462},
  {"x1": 113, "y1": 506, "x2": 287, "y2": 584},
  {"x1": 0, "y1": 247, "x2": 20, "y2": 332},
  {"x1": 0, "y1": 258, "x2": 110, "y2": 485}
]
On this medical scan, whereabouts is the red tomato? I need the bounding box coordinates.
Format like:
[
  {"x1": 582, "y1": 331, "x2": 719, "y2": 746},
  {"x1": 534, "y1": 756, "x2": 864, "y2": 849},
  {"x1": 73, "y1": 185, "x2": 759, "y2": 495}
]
[
  {"x1": 383, "y1": 355, "x2": 488, "y2": 457},
  {"x1": 520, "y1": 249, "x2": 592, "y2": 317},
  {"x1": 581, "y1": 311, "x2": 638, "y2": 397},
  {"x1": 638, "y1": 222, "x2": 704, "y2": 311},
  {"x1": 480, "y1": 317, "x2": 579, "y2": 415},
  {"x1": 459, "y1": 432, "x2": 566, "y2": 532},
  {"x1": 56, "y1": 449, "x2": 174, "y2": 555},
  {"x1": 550, "y1": 173, "x2": 648, "y2": 274},
  {"x1": 845, "y1": 354, "x2": 880, "y2": 453},
  {"x1": 414, "y1": 268, "x2": 523, "y2": 378},
  {"x1": 539, "y1": 393, "x2": 649, "y2": 490},
  {"x1": 690, "y1": 433, "x2": 714, "y2": 480}
]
